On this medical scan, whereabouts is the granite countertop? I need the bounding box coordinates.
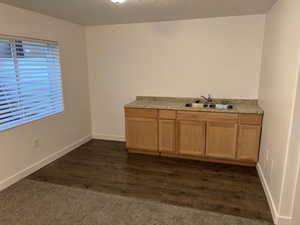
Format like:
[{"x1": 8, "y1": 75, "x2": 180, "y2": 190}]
[{"x1": 125, "y1": 96, "x2": 264, "y2": 114}]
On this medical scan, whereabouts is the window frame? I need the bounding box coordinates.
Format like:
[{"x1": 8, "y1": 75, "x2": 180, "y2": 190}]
[{"x1": 0, "y1": 34, "x2": 64, "y2": 131}]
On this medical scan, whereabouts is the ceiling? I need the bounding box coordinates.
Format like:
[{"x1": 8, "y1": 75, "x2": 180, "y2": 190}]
[{"x1": 0, "y1": 0, "x2": 277, "y2": 25}]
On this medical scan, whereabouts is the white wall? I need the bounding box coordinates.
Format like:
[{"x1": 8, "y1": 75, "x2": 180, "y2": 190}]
[
  {"x1": 258, "y1": 0, "x2": 300, "y2": 223},
  {"x1": 86, "y1": 15, "x2": 265, "y2": 140},
  {"x1": 0, "y1": 3, "x2": 91, "y2": 189},
  {"x1": 280, "y1": 64, "x2": 300, "y2": 224}
]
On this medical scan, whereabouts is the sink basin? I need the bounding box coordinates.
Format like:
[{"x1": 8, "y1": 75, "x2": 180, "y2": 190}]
[
  {"x1": 185, "y1": 102, "x2": 234, "y2": 110},
  {"x1": 191, "y1": 103, "x2": 205, "y2": 108}
]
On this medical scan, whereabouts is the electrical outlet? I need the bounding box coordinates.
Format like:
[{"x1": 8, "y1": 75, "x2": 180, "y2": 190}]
[{"x1": 33, "y1": 138, "x2": 40, "y2": 149}]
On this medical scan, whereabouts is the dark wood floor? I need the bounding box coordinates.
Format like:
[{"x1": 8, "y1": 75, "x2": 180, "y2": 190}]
[{"x1": 28, "y1": 139, "x2": 273, "y2": 223}]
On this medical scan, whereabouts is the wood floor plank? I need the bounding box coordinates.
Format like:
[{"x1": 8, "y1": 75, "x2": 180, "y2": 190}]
[{"x1": 27, "y1": 139, "x2": 273, "y2": 223}]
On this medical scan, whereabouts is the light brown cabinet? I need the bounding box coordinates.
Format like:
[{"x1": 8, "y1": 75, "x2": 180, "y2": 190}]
[
  {"x1": 176, "y1": 120, "x2": 206, "y2": 156},
  {"x1": 125, "y1": 117, "x2": 158, "y2": 153},
  {"x1": 237, "y1": 125, "x2": 261, "y2": 162},
  {"x1": 159, "y1": 119, "x2": 176, "y2": 153},
  {"x1": 125, "y1": 108, "x2": 263, "y2": 166},
  {"x1": 206, "y1": 121, "x2": 238, "y2": 159}
]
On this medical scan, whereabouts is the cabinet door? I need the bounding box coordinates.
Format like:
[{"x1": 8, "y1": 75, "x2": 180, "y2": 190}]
[
  {"x1": 126, "y1": 117, "x2": 158, "y2": 152},
  {"x1": 206, "y1": 122, "x2": 238, "y2": 159},
  {"x1": 176, "y1": 120, "x2": 206, "y2": 156},
  {"x1": 237, "y1": 125, "x2": 261, "y2": 162},
  {"x1": 159, "y1": 120, "x2": 176, "y2": 153}
]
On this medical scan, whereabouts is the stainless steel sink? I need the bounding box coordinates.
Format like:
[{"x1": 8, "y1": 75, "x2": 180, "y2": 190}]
[{"x1": 185, "y1": 102, "x2": 234, "y2": 110}]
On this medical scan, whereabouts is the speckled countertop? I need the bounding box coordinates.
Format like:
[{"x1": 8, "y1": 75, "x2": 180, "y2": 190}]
[{"x1": 125, "y1": 96, "x2": 264, "y2": 114}]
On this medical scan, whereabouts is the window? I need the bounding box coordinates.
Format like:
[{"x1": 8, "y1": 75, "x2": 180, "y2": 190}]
[{"x1": 0, "y1": 35, "x2": 64, "y2": 131}]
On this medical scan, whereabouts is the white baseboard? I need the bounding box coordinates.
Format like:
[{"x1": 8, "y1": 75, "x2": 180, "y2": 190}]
[
  {"x1": 257, "y1": 163, "x2": 278, "y2": 224},
  {"x1": 0, "y1": 134, "x2": 92, "y2": 192},
  {"x1": 92, "y1": 133, "x2": 125, "y2": 142},
  {"x1": 278, "y1": 216, "x2": 292, "y2": 225}
]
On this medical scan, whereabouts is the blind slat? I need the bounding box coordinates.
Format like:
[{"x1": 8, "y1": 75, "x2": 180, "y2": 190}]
[
  {"x1": 0, "y1": 79, "x2": 62, "y2": 86},
  {"x1": 0, "y1": 98, "x2": 64, "y2": 120},
  {"x1": 0, "y1": 67, "x2": 61, "y2": 72},
  {"x1": 0, "y1": 55, "x2": 59, "y2": 59},
  {"x1": 0, "y1": 39, "x2": 57, "y2": 48},
  {"x1": 0, "y1": 49, "x2": 59, "y2": 53},
  {"x1": 0, "y1": 71, "x2": 61, "y2": 76},
  {"x1": 0, "y1": 93, "x2": 63, "y2": 109},
  {"x1": 0, "y1": 64, "x2": 60, "y2": 68},
  {"x1": 0, "y1": 76, "x2": 61, "y2": 81},
  {"x1": 0, "y1": 34, "x2": 57, "y2": 44},
  {"x1": 0, "y1": 86, "x2": 62, "y2": 100},
  {"x1": 0, "y1": 90, "x2": 62, "y2": 102},
  {"x1": 0, "y1": 59, "x2": 59, "y2": 63},
  {"x1": 0, "y1": 98, "x2": 63, "y2": 117}
]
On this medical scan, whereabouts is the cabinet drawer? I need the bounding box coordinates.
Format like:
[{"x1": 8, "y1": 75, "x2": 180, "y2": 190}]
[
  {"x1": 177, "y1": 111, "x2": 208, "y2": 121},
  {"x1": 206, "y1": 113, "x2": 238, "y2": 123},
  {"x1": 239, "y1": 114, "x2": 262, "y2": 125},
  {"x1": 159, "y1": 110, "x2": 176, "y2": 119},
  {"x1": 177, "y1": 111, "x2": 238, "y2": 122},
  {"x1": 125, "y1": 108, "x2": 158, "y2": 118}
]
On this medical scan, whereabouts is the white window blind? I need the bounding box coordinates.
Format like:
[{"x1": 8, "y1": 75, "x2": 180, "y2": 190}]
[{"x1": 0, "y1": 35, "x2": 64, "y2": 131}]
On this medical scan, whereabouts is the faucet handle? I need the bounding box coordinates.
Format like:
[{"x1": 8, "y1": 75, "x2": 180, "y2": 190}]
[
  {"x1": 200, "y1": 95, "x2": 213, "y2": 103},
  {"x1": 207, "y1": 94, "x2": 213, "y2": 102}
]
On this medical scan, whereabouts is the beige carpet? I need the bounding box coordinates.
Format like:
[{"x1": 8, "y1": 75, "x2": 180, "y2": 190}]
[{"x1": 0, "y1": 179, "x2": 273, "y2": 225}]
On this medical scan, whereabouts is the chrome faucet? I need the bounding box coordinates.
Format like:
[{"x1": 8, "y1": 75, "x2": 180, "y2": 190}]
[{"x1": 201, "y1": 94, "x2": 213, "y2": 103}]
